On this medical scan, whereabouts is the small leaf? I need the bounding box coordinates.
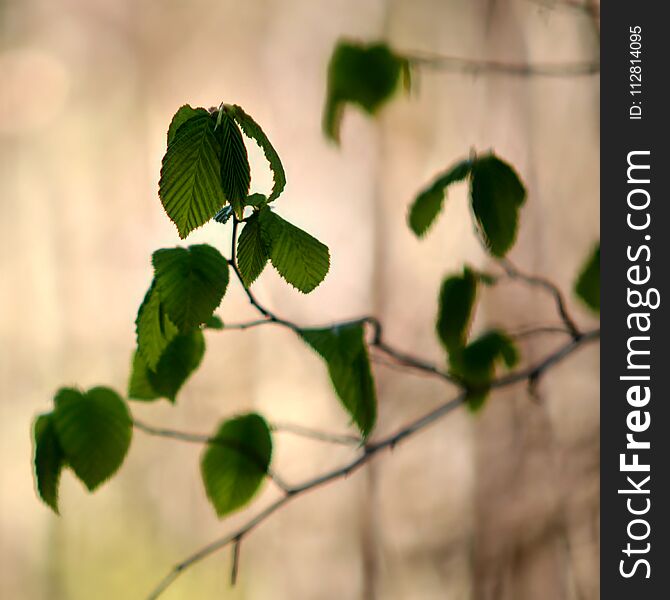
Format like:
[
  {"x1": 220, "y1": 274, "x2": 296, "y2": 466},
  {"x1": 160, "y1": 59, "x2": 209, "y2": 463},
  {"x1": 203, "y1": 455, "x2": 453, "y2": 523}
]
[
  {"x1": 216, "y1": 109, "x2": 251, "y2": 217},
  {"x1": 201, "y1": 413, "x2": 272, "y2": 517},
  {"x1": 53, "y1": 387, "x2": 132, "y2": 491},
  {"x1": 167, "y1": 105, "x2": 209, "y2": 146},
  {"x1": 214, "y1": 205, "x2": 234, "y2": 224},
  {"x1": 135, "y1": 283, "x2": 179, "y2": 370},
  {"x1": 436, "y1": 267, "x2": 477, "y2": 353},
  {"x1": 159, "y1": 112, "x2": 226, "y2": 239},
  {"x1": 323, "y1": 40, "x2": 409, "y2": 143},
  {"x1": 128, "y1": 330, "x2": 206, "y2": 403},
  {"x1": 152, "y1": 244, "x2": 229, "y2": 331},
  {"x1": 204, "y1": 315, "x2": 224, "y2": 330},
  {"x1": 470, "y1": 154, "x2": 526, "y2": 257},
  {"x1": 33, "y1": 413, "x2": 66, "y2": 513},
  {"x1": 259, "y1": 209, "x2": 330, "y2": 293},
  {"x1": 237, "y1": 211, "x2": 270, "y2": 287},
  {"x1": 301, "y1": 324, "x2": 376, "y2": 438},
  {"x1": 408, "y1": 159, "x2": 472, "y2": 236},
  {"x1": 450, "y1": 330, "x2": 519, "y2": 387},
  {"x1": 575, "y1": 243, "x2": 600, "y2": 313},
  {"x1": 228, "y1": 105, "x2": 286, "y2": 202}
]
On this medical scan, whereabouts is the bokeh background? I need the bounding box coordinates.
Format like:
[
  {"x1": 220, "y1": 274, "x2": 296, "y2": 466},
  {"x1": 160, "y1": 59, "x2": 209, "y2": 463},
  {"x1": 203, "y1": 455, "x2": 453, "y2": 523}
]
[{"x1": 0, "y1": 0, "x2": 600, "y2": 598}]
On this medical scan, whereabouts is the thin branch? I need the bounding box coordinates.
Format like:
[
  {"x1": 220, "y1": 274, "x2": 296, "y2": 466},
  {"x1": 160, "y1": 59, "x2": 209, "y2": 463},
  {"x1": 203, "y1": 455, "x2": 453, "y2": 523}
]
[
  {"x1": 510, "y1": 325, "x2": 573, "y2": 339},
  {"x1": 145, "y1": 329, "x2": 599, "y2": 598},
  {"x1": 230, "y1": 537, "x2": 241, "y2": 586},
  {"x1": 499, "y1": 258, "x2": 582, "y2": 339},
  {"x1": 222, "y1": 318, "x2": 273, "y2": 331},
  {"x1": 405, "y1": 51, "x2": 599, "y2": 77},
  {"x1": 271, "y1": 422, "x2": 361, "y2": 446}
]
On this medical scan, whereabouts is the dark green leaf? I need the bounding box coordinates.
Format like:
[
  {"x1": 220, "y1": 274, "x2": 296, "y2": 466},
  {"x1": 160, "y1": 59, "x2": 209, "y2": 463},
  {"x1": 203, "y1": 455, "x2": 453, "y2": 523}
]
[
  {"x1": 33, "y1": 413, "x2": 66, "y2": 513},
  {"x1": 135, "y1": 283, "x2": 178, "y2": 370},
  {"x1": 408, "y1": 159, "x2": 472, "y2": 236},
  {"x1": 575, "y1": 243, "x2": 600, "y2": 313},
  {"x1": 237, "y1": 212, "x2": 270, "y2": 287},
  {"x1": 204, "y1": 315, "x2": 224, "y2": 330},
  {"x1": 301, "y1": 324, "x2": 376, "y2": 438},
  {"x1": 215, "y1": 109, "x2": 251, "y2": 218},
  {"x1": 470, "y1": 154, "x2": 526, "y2": 257},
  {"x1": 450, "y1": 330, "x2": 519, "y2": 387},
  {"x1": 152, "y1": 244, "x2": 229, "y2": 331},
  {"x1": 436, "y1": 267, "x2": 477, "y2": 353},
  {"x1": 159, "y1": 113, "x2": 226, "y2": 239},
  {"x1": 167, "y1": 105, "x2": 209, "y2": 146},
  {"x1": 53, "y1": 387, "x2": 132, "y2": 491},
  {"x1": 201, "y1": 413, "x2": 272, "y2": 517},
  {"x1": 259, "y1": 209, "x2": 330, "y2": 293},
  {"x1": 323, "y1": 40, "x2": 409, "y2": 143},
  {"x1": 128, "y1": 330, "x2": 206, "y2": 403},
  {"x1": 228, "y1": 104, "x2": 286, "y2": 202}
]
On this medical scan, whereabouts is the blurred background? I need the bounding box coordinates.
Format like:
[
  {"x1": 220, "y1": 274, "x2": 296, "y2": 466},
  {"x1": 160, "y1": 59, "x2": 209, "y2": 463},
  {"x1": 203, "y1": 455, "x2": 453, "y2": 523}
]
[{"x1": 0, "y1": 0, "x2": 600, "y2": 598}]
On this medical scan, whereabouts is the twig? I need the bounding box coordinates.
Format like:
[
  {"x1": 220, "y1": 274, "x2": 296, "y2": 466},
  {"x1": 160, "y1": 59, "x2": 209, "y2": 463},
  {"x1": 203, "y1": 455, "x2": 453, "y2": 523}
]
[
  {"x1": 499, "y1": 259, "x2": 582, "y2": 340},
  {"x1": 145, "y1": 329, "x2": 599, "y2": 598},
  {"x1": 405, "y1": 52, "x2": 599, "y2": 77},
  {"x1": 510, "y1": 325, "x2": 573, "y2": 339},
  {"x1": 230, "y1": 537, "x2": 241, "y2": 586},
  {"x1": 271, "y1": 422, "x2": 361, "y2": 446}
]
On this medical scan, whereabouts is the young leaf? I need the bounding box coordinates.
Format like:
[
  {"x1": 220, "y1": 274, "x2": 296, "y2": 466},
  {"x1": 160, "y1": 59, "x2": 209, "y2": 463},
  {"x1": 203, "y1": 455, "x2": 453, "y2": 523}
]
[
  {"x1": 215, "y1": 109, "x2": 251, "y2": 218},
  {"x1": 204, "y1": 315, "x2": 224, "y2": 330},
  {"x1": 470, "y1": 154, "x2": 526, "y2": 257},
  {"x1": 450, "y1": 330, "x2": 519, "y2": 387},
  {"x1": 301, "y1": 324, "x2": 376, "y2": 438},
  {"x1": 152, "y1": 244, "x2": 229, "y2": 331},
  {"x1": 228, "y1": 104, "x2": 286, "y2": 202},
  {"x1": 33, "y1": 413, "x2": 66, "y2": 513},
  {"x1": 53, "y1": 387, "x2": 132, "y2": 491},
  {"x1": 159, "y1": 113, "x2": 226, "y2": 239},
  {"x1": 167, "y1": 105, "x2": 209, "y2": 145},
  {"x1": 135, "y1": 283, "x2": 179, "y2": 370},
  {"x1": 259, "y1": 209, "x2": 330, "y2": 293},
  {"x1": 323, "y1": 40, "x2": 409, "y2": 143},
  {"x1": 436, "y1": 267, "x2": 477, "y2": 353},
  {"x1": 201, "y1": 413, "x2": 272, "y2": 518},
  {"x1": 237, "y1": 211, "x2": 270, "y2": 287},
  {"x1": 575, "y1": 243, "x2": 600, "y2": 313},
  {"x1": 408, "y1": 159, "x2": 472, "y2": 237},
  {"x1": 128, "y1": 330, "x2": 206, "y2": 403}
]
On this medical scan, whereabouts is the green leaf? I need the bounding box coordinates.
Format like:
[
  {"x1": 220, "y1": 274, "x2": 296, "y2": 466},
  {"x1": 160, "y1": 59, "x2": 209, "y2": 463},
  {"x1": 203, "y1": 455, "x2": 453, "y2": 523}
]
[
  {"x1": 53, "y1": 387, "x2": 132, "y2": 491},
  {"x1": 470, "y1": 154, "x2": 526, "y2": 257},
  {"x1": 575, "y1": 243, "x2": 600, "y2": 313},
  {"x1": 323, "y1": 40, "x2": 409, "y2": 143},
  {"x1": 167, "y1": 105, "x2": 209, "y2": 146},
  {"x1": 450, "y1": 330, "x2": 519, "y2": 387},
  {"x1": 152, "y1": 244, "x2": 229, "y2": 331},
  {"x1": 33, "y1": 413, "x2": 66, "y2": 513},
  {"x1": 228, "y1": 104, "x2": 286, "y2": 202},
  {"x1": 201, "y1": 413, "x2": 272, "y2": 518},
  {"x1": 408, "y1": 159, "x2": 472, "y2": 236},
  {"x1": 436, "y1": 267, "x2": 477, "y2": 353},
  {"x1": 159, "y1": 112, "x2": 226, "y2": 239},
  {"x1": 301, "y1": 324, "x2": 376, "y2": 438},
  {"x1": 259, "y1": 209, "x2": 330, "y2": 293},
  {"x1": 215, "y1": 109, "x2": 251, "y2": 218},
  {"x1": 128, "y1": 330, "x2": 206, "y2": 403},
  {"x1": 204, "y1": 315, "x2": 224, "y2": 330},
  {"x1": 135, "y1": 283, "x2": 179, "y2": 370},
  {"x1": 237, "y1": 211, "x2": 270, "y2": 287}
]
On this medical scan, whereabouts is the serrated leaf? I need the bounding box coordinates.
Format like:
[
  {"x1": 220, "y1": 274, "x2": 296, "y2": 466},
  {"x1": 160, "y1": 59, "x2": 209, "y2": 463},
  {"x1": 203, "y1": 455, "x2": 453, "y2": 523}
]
[
  {"x1": 53, "y1": 387, "x2": 132, "y2": 491},
  {"x1": 408, "y1": 159, "x2": 472, "y2": 236},
  {"x1": 128, "y1": 330, "x2": 206, "y2": 403},
  {"x1": 470, "y1": 154, "x2": 527, "y2": 257},
  {"x1": 301, "y1": 324, "x2": 376, "y2": 438},
  {"x1": 259, "y1": 209, "x2": 329, "y2": 293},
  {"x1": 436, "y1": 267, "x2": 477, "y2": 353},
  {"x1": 201, "y1": 413, "x2": 272, "y2": 518},
  {"x1": 167, "y1": 105, "x2": 209, "y2": 146},
  {"x1": 575, "y1": 243, "x2": 600, "y2": 313},
  {"x1": 33, "y1": 413, "x2": 66, "y2": 513},
  {"x1": 228, "y1": 104, "x2": 286, "y2": 202},
  {"x1": 152, "y1": 244, "x2": 229, "y2": 331},
  {"x1": 159, "y1": 113, "x2": 226, "y2": 239},
  {"x1": 135, "y1": 283, "x2": 179, "y2": 370},
  {"x1": 215, "y1": 109, "x2": 250, "y2": 217},
  {"x1": 323, "y1": 40, "x2": 409, "y2": 143},
  {"x1": 237, "y1": 212, "x2": 270, "y2": 287}
]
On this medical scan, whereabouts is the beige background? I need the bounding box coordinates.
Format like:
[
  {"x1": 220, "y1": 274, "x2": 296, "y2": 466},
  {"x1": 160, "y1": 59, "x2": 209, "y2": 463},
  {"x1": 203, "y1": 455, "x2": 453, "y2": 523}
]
[{"x1": 0, "y1": 0, "x2": 599, "y2": 598}]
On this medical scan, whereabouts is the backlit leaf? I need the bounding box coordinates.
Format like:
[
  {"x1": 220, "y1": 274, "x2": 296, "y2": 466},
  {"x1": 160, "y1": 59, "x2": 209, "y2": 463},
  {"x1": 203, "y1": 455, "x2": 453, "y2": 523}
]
[
  {"x1": 215, "y1": 108, "x2": 250, "y2": 218},
  {"x1": 33, "y1": 413, "x2": 66, "y2": 513},
  {"x1": 135, "y1": 283, "x2": 178, "y2": 370}
]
